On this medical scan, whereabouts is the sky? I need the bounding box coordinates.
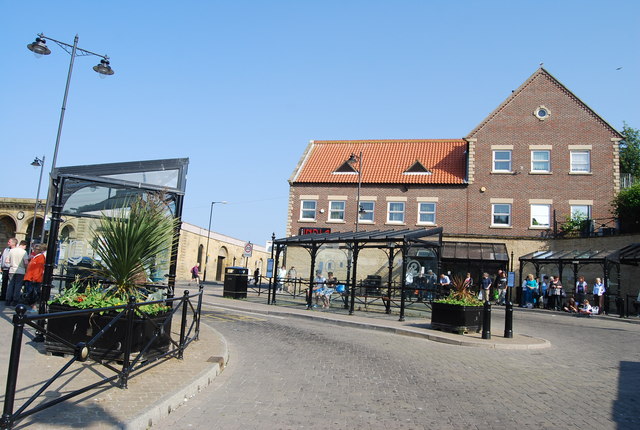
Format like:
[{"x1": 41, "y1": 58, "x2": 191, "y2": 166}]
[{"x1": 2, "y1": 0, "x2": 639, "y2": 247}]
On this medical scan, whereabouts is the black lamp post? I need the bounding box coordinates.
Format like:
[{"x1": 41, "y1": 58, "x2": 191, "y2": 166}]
[
  {"x1": 27, "y1": 33, "x2": 115, "y2": 240},
  {"x1": 203, "y1": 201, "x2": 227, "y2": 282},
  {"x1": 29, "y1": 156, "x2": 45, "y2": 249}
]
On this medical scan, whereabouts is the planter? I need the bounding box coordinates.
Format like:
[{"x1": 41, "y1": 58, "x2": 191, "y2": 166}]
[
  {"x1": 430, "y1": 302, "x2": 483, "y2": 334},
  {"x1": 45, "y1": 303, "x2": 172, "y2": 361}
]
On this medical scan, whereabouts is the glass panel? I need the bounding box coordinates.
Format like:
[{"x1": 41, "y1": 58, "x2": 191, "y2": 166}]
[
  {"x1": 102, "y1": 169, "x2": 180, "y2": 189},
  {"x1": 571, "y1": 151, "x2": 590, "y2": 172},
  {"x1": 493, "y1": 151, "x2": 511, "y2": 171},
  {"x1": 329, "y1": 201, "x2": 345, "y2": 220}
]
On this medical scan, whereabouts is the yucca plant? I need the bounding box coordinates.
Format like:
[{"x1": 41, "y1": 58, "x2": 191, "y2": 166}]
[{"x1": 91, "y1": 193, "x2": 177, "y2": 297}]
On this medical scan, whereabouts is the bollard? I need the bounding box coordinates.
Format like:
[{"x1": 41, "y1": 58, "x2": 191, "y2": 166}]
[
  {"x1": 482, "y1": 300, "x2": 491, "y2": 340},
  {"x1": 504, "y1": 301, "x2": 513, "y2": 338}
]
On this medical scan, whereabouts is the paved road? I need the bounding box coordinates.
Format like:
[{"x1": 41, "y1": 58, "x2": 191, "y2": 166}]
[{"x1": 156, "y1": 306, "x2": 640, "y2": 429}]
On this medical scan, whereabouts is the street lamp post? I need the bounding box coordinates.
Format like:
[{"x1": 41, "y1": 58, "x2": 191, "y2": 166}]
[
  {"x1": 27, "y1": 33, "x2": 115, "y2": 240},
  {"x1": 29, "y1": 156, "x2": 46, "y2": 249},
  {"x1": 203, "y1": 201, "x2": 227, "y2": 282},
  {"x1": 348, "y1": 151, "x2": 364, "y2": 233}
]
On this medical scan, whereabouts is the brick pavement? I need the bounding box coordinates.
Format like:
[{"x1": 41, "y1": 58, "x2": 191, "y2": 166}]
[
  {"x1": 2, "y1": 282, "x2": 639, "y2": 429},
  {"x1": 0, "y1": 302, "x2": 228, "y2": 430},
  {"x1": 154, "y1": 285, "x2": 640, "y2": 429}
]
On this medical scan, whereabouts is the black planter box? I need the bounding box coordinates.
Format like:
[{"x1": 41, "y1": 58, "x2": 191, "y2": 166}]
[
  {"x1": 431, "y1": 302, "x2": 483, "y2": 334},
  {"x1": 45, "y1": 303, "x2": 172, "y2": 361}
]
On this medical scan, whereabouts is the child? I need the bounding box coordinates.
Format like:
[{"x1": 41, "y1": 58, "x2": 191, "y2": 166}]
[{"x1": 579, "y1": 299, "x2": 593, "y2": 315}]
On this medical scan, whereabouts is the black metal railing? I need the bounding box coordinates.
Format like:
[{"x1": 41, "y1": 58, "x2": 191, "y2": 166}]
[{"x1": 0, "y1": 286, "x2": 203, "y2": 430}]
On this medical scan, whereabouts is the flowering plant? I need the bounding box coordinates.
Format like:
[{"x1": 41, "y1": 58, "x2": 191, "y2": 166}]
[{"x1": 433, "y1": 275, "x2": 483, "y2": 306}]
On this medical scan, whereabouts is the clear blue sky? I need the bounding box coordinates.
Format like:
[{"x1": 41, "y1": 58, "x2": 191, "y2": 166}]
[{"x1": 2, "y1": 1, "x2": 639, "y2": 246}]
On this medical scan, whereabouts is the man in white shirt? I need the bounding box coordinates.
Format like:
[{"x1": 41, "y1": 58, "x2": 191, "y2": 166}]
[
  {"x1": 6, "y1": 240, "x2": 28, "y2": 307},
  {"x1": 1, "y1": 238, "x2": 16, "y2": 302}
]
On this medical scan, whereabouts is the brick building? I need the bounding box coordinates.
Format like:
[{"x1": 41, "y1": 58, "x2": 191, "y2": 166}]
[{"x1": 287, "y1": 68, "x2": 623, "y2": 239}]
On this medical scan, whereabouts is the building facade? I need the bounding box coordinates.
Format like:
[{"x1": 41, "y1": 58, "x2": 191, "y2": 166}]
[{"x1": 287, "y1": 68, "x2": 623, "y2": 239}]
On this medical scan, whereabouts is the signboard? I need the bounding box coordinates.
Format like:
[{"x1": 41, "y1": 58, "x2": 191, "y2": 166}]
[
  {"x1": 242, "y1": 242, "x2": 253, "y2": 257},
  {"x1": 298, "y1": 227, "x2": 331, "y2": 235},
  {"x1": 266, "y1": 258, "x2": 274, "y2": 278},
  {"x1": 507, "y1": 271, "x2": 515, "y2": 287}
]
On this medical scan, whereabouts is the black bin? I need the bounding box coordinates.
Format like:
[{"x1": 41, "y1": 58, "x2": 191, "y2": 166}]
[{"x1": 224, "y1": 267, "x2": 248, "y2": 299}]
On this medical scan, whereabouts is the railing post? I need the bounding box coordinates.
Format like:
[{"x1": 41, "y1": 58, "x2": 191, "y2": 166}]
[
  {"x1": 1, "y1": 305, "x2": 28, "y2": 430},
  {"x1": 119, "y1": 295, "x2": 137, "y2": 389},
  {"x1": 195, "y1": 286, "x2": 203, "y2": 341},
  {"x1": 179, "y1": 290, "x2": 189, "y2": 359}
]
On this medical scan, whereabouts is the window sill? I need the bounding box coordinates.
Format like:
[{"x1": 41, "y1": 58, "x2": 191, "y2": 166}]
[
  {"x1": 298, "y1": 219, "x2": 317, "y2": 223},
  {"x1": 490, "y1": 225, "x2": 512, "y2": 229},
  {"x1": 529, "y1": 226, "x2": 550, "y2": 230},
  {"x1": 491, "y1": 171, "x2": 514, "y2": 175},
  {"x1": 416, "y1": 223, "x2": 437, "y2": 227},
  {"x1": 326, "y1": 220, "x2": 346, "y2": 224},
  {"x1": 569, "y1": 171, "x2": 592, "y2": 175},
  {"x1": 385, "y1": 222, "x2": 406, "y2": 226},
  {"x1": 529, "y1": 171, "x2": 552, "y2": 175},
  {"x1": 358, "y1": 220, "x2": 375, "y2": 225}
]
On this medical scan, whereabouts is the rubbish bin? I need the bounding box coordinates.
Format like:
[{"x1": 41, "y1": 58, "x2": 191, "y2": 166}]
[{"x1": 223, "y1": 267, "x2": 248, "y2": 299}]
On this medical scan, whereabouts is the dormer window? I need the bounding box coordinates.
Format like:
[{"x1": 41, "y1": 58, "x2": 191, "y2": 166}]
[
  {"x1": 403, "y1": 160, "x2": 432, "y2": 175},
  {"x1": 332, "y1": 160, "x2": 358, "y2": 174}
]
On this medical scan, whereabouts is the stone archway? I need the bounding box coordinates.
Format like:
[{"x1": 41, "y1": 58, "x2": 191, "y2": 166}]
[
  {"x1": 0, "y1": 216, "x2": 17, "y2": 245},
  {"x1": 216, "y1": 246, "x2": 228, "y2": 282},
  {"x1": 25, "y1": 216, "x2": 44, "y2": 245}
]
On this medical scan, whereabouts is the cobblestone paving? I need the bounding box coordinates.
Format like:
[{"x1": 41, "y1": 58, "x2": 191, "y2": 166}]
[{"x1": 156, "y1": 306, "x2": 640, "y2": 429}]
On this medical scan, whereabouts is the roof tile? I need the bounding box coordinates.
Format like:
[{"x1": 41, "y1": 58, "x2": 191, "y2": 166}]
[{"x1": 293, "y1": 139, "x2": 467, "y2": 184}]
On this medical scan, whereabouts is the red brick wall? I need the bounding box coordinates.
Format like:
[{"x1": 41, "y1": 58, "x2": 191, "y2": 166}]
[
  {"x1": 467, "y1": 72, "x2": 620, "y2": 236},
  {"x1": 288, "y1": 71, "x2": 621, "y2": 239}
]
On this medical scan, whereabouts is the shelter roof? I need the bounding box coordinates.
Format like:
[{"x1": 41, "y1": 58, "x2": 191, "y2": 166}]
[
  {"x1": 290, "y1": 140, "x2": 467, "y2": 185},
  {"x1": 274, "y1": 227, "x2": 443, "y2": 247},
  {"x1": 519, "y1": 248, "x2": 621, "y2": 264},
  {"x1": 442, "y1": 241, "x2": 509, "y2": 262}
]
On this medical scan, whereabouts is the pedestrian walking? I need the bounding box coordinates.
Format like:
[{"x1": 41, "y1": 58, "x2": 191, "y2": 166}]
[
  {"x1": 592, "y1": 277, "x2": 605, "y2": 315},
  {"x1": 191, "y1": 263, "x2": 201, "y2": 285},
  {"x1": 1, "y1": 238, "x2": 17, "y2": 301}
]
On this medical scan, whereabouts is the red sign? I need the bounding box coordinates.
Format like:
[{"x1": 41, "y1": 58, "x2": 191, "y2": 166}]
[{"x1": 299, "y1": 227, "x2": 331, "y2": 235}]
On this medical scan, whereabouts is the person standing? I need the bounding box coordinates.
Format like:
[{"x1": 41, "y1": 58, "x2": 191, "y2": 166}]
[
  {"x1": 5, "y1": 240, "x2": 28, "y2": 307},
  {"x1": 438, "y1": 273, "x2": 451, "y2": 297},
  {"x1": 1, "y1": 238, "x2": 17, "y2": 302},
  {"x1": 277, "y1": 265, "x2": 287, "y2": 292},
  {"x1": 286, "y1": 266, "x2": 297, "y2": 292},
  {"x1": 575, "y1": 276, "x2": 588, "y2": 306},
  {"x1": 592, "y1": 277, "x2": 605, "y2": 315},
  {"x1": 253, "y1": 267, "x2": 260, "y2": 285},
  {"x1": 23, "y1": 243, "x2": 46, "y2": 313},
  {"x1": 549, "y1": 276, "x2": 563, "y2": 311},
  {"x1": 495, "y1": 269, "x2": 508, "y2": 305},
  {"x1": 479, "y1": 272, "x2": 492, "y2": 302},
  {"x1": 523, "y1": 274, "x2": 538, "y2": 308}
]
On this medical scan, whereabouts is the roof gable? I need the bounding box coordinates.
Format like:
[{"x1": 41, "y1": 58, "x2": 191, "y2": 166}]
[
  {"x1": 466, "y1": 68, "x2": 622, "y2": 139},
  {"x1": 291, "y1": 139, "x2": 467, "y2": 185}
]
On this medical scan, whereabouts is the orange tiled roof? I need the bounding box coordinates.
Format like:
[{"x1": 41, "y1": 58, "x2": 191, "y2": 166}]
[{"x1": 292, "y1": 139, "x2": 467, "y2": 184}]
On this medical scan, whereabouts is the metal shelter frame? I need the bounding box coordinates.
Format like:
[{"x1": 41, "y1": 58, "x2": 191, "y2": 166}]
[
  {"x1": 270, "y1": 227, "x2": 443, "y2": 321},
  {"x1": 39, "y1": 158, "x2": 189, "y2": 321},
  {"x1": 518, "y1": 248, "x2": 623, "y2": 310}
]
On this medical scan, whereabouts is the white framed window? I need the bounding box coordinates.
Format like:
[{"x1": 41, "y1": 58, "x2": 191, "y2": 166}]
[
  {"x1": 493, "y1": 150, "x2": 512, "y2": 172},
  {"x1": 328, "y1": 201, "x2": 345, "y2": 221},
  {"x1": 418, "y1": 202, "x2": 436, "y2": 225},
  {"x1": 387, "y1": 202, "x2": 405, "y2": 223},
  {"x1": 492, "y1": 204, "x2": 511, "y2": 226},
  {"x1": 570, "y1": 205, "x2": 591, "y2": 220},
  {"x1": 570, "y1": 150, "x2": 590, "y2": 173},
  {"x1": 530, "y1": 204, "x2": 550, "y2": 227},
  {"x1": 358, "y1": 201, "x2": 375, "y2": 222},
  {"x1": 531, "y1": 150, "x2": 550, "y2": 172},
  {"x1": 300, "y1": 200, "x2": 317, "y2": 221}
]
